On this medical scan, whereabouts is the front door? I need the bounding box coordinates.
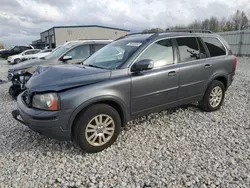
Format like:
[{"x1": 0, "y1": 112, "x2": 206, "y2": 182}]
[{"x1": 130, "y1": 39, "x2": 179, "y2": 115}]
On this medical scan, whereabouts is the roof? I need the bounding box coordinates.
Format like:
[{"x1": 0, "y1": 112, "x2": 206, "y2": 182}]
[
  {"x1": 41, "y1": 25, "x2": 130, "y2": 34},
  {"x1": 119, "y1": 31, "x2": 219, "y2": 41}
]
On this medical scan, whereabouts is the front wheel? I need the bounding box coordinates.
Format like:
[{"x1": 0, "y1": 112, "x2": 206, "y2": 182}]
[
  {"x1": 199, "y1": 80, "x2": 225, "y2": 112},
  {"x1": 73, "y1": 104, "x2": 121, "y2": 153},
  {"x1": 14, "y1": 58, "x2": 20, "y2": 64},
  {"x1": 9, "y1": 85, "x2": 22, "y2": 99}
]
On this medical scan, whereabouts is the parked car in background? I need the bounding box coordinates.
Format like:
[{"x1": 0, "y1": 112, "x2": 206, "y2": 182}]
[
  {"x1": 20, "y1": 49, "x2": 52, "y2": 62},
  {"x1": 0, "y1": 45, "x2": 34, "y2": 58},
  {"x1": 12, "y1": 30, "x2": 237, "y2": 153},
  {"x1": 7, "y1": 40, "x2": 112, "y2": 98},
  {"x1": 7, "y1": 49, "x2": 41, "y2": 64}
]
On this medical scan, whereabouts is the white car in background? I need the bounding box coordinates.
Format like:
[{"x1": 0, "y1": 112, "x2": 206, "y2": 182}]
[
  {"x1": 20, "y1": 49, "x2": 53, "y2": 62},
  {"x1": 8, "y1": 49, "x2": 41, "y2": 64}
]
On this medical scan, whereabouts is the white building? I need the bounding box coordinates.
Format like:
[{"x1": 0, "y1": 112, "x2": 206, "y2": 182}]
[{"x1": 37, "y1": 25, "x2": 130, "y2": 48}]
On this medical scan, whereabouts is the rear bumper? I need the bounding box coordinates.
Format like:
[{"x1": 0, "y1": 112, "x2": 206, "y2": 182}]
[
  {"x1": 227, "y1": 73, "x2": 234, "y2": 88},
  {"x1": 13, "y1": 94, "x2": 73, "y2": 140}
]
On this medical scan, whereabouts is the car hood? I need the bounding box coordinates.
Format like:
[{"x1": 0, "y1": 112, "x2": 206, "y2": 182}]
[
  {"x1": 26, "y1": 64, "x2": 112, "y2": 92},
  {"x1": 9, "y1": 54, "x2": 19, "y2": 59},
  {"x1": 9, "y1": 58, "x2": 52, "y2": 70}
]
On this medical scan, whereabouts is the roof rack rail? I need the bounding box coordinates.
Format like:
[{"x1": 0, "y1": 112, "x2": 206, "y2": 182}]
[
  {"x1": 115, "y1": 32, "x2": 154, "y2": 41},
  {"x1": 116, "y1": 29, "x2": 213, "y2": 41},
  {"x1": 165, "y1": 29, "x2": 213, "y2": 33}
]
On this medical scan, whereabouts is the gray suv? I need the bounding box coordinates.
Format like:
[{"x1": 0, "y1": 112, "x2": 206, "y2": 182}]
[{"x1": 12, "y1": 30, "x2": 237, "y2": 153}]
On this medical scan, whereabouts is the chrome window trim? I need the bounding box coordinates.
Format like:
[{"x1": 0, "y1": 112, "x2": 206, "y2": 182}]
[{"x1": 129, "y1": 35, "x2": 228, "y2": 71}]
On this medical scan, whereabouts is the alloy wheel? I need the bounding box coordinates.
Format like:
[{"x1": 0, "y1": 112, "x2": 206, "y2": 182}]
[
  {"x1": 85, "y1": 114, "x2": 115, "y2": 146},
  {"x1": 209, "y1": 86, "x2": 223, "y2": 108}
]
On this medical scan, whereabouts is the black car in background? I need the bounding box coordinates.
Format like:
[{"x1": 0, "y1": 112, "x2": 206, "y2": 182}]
[{"x1": 0, "y1": 45, "x2": 34, "y2": 58}]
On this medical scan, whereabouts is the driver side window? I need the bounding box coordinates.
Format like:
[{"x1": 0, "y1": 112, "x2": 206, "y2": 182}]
[
  {"x1": 65, "y1": 45, "x2": 90, "y2": 60},
  {"x1": 137, "y1": 39, "x2": 174, "y2": 68},
  {"x1": 24, "y1": 50, "x2": 34, "y2": 55}
]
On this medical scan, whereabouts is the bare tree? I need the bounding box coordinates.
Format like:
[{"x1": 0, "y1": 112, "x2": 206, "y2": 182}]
[
  {"x1": 232, "y1": 10, "x2": 249, "y2": 30},
  {"x1": 142, "y1": 28, "x2": 164, "y2": 33},
  {"x1": 0, "y1": 44, "x2": 5, "y2": 49},
  {"x1": 143, "y1": 10, "x2": 249, "y2": 33}
]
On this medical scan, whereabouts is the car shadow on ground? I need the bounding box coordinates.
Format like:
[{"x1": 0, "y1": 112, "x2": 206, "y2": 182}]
[
  {"x1": 3, "y1": 103, "x2": 201, "y2": 155},
  {"x1": 127, "y1": 103, "x2": 201, "y2": 126}
]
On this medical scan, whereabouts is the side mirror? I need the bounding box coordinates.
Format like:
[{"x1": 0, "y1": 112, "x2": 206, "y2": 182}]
[
  {"x1": 62, "y1": 55, "x2": 72, "y2": 61},
  {"x1": 131, "y1": 59, "x2": 154, "y2": 73}
]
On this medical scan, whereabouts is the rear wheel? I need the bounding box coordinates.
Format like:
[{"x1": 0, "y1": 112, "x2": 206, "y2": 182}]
[
  {"x1": 199, "y1": 80, "x2": 225, "y2": 112},
  {"x1": 73, "y1": 104, "x2": 121, "y2": 153}
]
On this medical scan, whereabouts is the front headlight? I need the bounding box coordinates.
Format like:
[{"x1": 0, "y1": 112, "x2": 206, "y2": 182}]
[
  {"x1": 13, "y1": 67, "x2": 33, "y2": 75},
  {"x1": 32, "y1": 93, "x2": 59, "y2": 111},
  {"x1": 13, "y1": 69, "x2": 26, "y2": 75}
]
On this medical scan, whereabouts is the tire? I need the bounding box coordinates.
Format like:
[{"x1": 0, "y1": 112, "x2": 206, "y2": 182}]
[
  {"x1": 14, "y1": 58, "x2": 20, "y2": 64},
  {"x1": 199, "y1": 80, "x2": 225, "y2": 112},
  {"x1": 73, "y1": 104, "x2": 121, "y2": 153},
  {"x1": 9, "y1": 85, "x2": 22, "y2": 99}
]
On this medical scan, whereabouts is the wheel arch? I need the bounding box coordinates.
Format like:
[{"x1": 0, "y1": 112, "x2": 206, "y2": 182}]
[
  {"x1": 214, "y1": 76, "x2": 227, "y2": 90},
  {"x1": 206, "y1": 73, "x2": 228, "y2": 92},
  {"x1": 68, "y1": 96, "x2": 129, "y2": 139}
]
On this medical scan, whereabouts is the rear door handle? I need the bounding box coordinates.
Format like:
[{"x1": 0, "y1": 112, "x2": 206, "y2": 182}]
[
  {"x1": 168, "y1": 71, "x2": 177, "y2": 77},
  {"x1": 204, "y1": 64, "x2": 212, "y2": 69}
]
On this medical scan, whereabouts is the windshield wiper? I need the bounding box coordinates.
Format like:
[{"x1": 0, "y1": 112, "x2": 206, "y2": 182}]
[{"x1": 85, "y1": 64, "x2": 105, "y2": 69}]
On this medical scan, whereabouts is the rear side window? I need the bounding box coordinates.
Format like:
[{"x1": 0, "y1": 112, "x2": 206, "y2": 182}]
[
  {"x1": 201, "y1": 37, "x2": 226, "y2": 57},
  {"x1": 137, "y1": 39, "x2": 173, "y2": 68},
  {"x1": 176, "y1": 37, "x2": 201, "y2": 62},
  {"x1": 93, "y1": 44, "x2": 106, "y2": 53}
]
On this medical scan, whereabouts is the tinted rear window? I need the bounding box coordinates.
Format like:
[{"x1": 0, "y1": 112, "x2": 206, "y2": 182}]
[{"x1": 201, "y1": 37, "x2": 226, "y2": 57}]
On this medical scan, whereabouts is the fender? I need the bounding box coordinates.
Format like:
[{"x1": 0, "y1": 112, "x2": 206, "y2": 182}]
[
  {"x1": 205, "y1": 71, "x2": 228, "y2": 91},
  {"x1": 66, "y1": 95, "x2": 129, "y2": 130}
]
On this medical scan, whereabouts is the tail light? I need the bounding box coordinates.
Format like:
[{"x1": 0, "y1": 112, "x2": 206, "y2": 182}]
[{"x1": 233, "y1": 55, "x2": 238, "y2": 69}]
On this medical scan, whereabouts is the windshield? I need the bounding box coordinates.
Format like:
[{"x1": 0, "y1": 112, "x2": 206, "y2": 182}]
[
  {"x1": 83, "y1": 39, "x2": 143, "y2": 69},
  {"x1": 44, "y1": 44, "x2": 77, "y2": 60}
]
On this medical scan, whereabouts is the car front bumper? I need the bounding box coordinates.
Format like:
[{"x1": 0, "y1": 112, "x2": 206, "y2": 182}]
[
  {"x1": 12, "y1": 94, "x2": 73, "y2": 141},
  {"x1": 7, "y1": 59, "x2": 14, "y2": 64}
]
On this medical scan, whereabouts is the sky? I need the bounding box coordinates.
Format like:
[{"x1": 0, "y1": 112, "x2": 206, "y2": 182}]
[{"x1": 0, "y1": 0, "x2": 249, "y2": 47}]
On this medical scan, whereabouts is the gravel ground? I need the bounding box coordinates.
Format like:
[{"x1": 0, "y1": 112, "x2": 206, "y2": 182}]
[{"x1": 0, "y1": 58, "x2": 250, "y2": 188}]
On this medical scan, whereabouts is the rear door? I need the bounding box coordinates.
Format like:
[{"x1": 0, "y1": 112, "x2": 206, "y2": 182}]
[
  {"x1": 130, "y1": 38, "x2": 179, "y2": 115},
  {"x1": 175, "y1": 37, "x2": 212, "y2": 101},
  {"x1": 200, "y1": 37, "x2": 229, "y2": 77}
]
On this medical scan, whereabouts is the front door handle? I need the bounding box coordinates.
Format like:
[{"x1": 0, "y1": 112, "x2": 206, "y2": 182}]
[
  {"x1": 168, "y1": 71, "x2": 177, "y2": 77},
  {"x1": 204, "y1": 64, "x2": 212, "y2": 69}
]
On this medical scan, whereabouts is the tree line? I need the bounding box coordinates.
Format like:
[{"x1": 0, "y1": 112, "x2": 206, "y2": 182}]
[{"x1": 143, "y1": 10, "x2": 249, "y2": 33}]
